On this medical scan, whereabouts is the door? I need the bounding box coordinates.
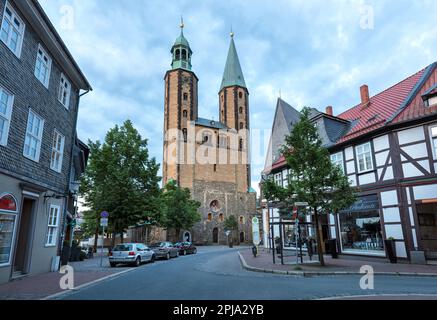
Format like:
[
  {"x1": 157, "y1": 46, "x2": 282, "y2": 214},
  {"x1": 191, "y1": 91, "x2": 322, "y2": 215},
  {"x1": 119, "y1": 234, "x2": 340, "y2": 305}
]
[
  {"x1": 416, "y1": 202, "x2": 437, "y2": 258},
  {"x1": 13, "y1": 199, "x2": 35, "y2": 274},
  {"x1": 212, "y1": 228, "x2": 219, "y2": 243},
  {"x1": 240, "y1": 232, "x2": 245, "y2": 243},
  {"x1": 184, "y1": 231, "x2": 191, "y2": 242}
]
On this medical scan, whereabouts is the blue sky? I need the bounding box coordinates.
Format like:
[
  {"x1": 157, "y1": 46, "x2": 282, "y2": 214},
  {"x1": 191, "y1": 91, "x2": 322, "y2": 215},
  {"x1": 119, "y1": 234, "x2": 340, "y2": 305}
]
[{"x1": 39, "y1": 0, "x2": 437, "y2": 194}]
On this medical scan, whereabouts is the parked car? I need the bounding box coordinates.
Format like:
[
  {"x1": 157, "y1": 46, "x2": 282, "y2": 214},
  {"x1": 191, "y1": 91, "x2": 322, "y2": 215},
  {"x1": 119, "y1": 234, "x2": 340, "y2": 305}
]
[
  {"x1": 174, "y1": 242, "x2": 197, "y2": 255},
  {"x1": 149, "y1": 242, "x2": 179, "y2": 260},
  {"x1": 109, "y1": 243, "x2": 155, "y2": 267}
]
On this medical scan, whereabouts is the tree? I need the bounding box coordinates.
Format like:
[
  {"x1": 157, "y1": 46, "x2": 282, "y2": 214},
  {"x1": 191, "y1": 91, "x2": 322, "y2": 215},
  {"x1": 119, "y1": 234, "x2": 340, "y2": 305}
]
[
  {"x1": 160, "y1": 180, "x2": 201, "y2": 242},
  {"x1": 262, "y1": 108, "x2": 357, "y2": 266},
  {"x1": 80, "y1": 120, "x2": 161, "y2": 250},
  {"x1": 224, "y1": 215, "x2": 238, "y2": 245}
]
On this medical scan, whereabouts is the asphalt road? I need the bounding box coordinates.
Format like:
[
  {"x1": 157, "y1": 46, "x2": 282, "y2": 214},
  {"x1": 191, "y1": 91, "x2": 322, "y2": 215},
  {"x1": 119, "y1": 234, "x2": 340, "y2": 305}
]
[{"x1": 57, "y1": 246, "x2": 437, "y2": 300}]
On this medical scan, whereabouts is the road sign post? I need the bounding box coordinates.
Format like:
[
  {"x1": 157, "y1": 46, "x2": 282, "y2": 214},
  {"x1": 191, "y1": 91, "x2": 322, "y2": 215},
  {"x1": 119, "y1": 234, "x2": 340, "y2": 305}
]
[{"x1": 100, "y1": 211, "x2": 109, "y2": 267}]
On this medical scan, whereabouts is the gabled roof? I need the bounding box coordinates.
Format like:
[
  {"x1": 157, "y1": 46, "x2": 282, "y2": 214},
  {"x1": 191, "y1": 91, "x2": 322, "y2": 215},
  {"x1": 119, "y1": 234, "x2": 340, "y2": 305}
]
[
  {"x1": 220, "y1": 37, "x2": 246, "y2": 91},
  {"x1": 195, "y1": 117, "x2": 227, "y2": 129},
  {"x1": 263, "y1": 98, "x2": 301, "y2": 173},
  {"x1": 336, "y1": 65, "x2": 430, "y2": 144}
]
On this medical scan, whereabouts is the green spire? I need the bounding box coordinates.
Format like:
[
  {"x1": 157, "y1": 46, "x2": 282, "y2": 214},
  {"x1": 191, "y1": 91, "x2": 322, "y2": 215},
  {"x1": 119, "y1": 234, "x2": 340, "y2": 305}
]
[
  {"x1": 220, "y1": 33, "x2": 246, "y2": 91},
  {"x1": 171, "y1": 17, "x2": 192, "y2": 70}
]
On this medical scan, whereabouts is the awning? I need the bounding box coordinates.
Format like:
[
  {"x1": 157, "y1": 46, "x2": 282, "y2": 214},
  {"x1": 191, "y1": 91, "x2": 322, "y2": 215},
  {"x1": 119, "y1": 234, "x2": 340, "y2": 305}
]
[{"x1": 339, "y1": 194, "x2": 379, "y2": 213}]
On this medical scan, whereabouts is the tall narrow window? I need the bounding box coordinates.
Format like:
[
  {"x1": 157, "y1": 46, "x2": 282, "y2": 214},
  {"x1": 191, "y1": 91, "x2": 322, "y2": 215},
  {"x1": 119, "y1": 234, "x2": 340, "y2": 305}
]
[
  {"x1": 175, "y1": 49, "x2": 180, "y2": 60},
  {"x1": 182, "y1": 110, "x2": 187, "y2": 118},
  {"x1": 183, "y1": 92, "x2": 188, "y2": 101},
  {"x1": 34, "y1": 44, "x2": 52, "y2": 88},
  {"x1": 330, "y1": 152, "x2": 344, "y2": 172},
  {"x1": 239, "y1": 92, "x2": 243, "y2": 99},
  {"x1": 0, "y1": 2, "x2": 25, "y2": 57},
  {"x1": 182, "y1": 128, "x2": 187, "y2": 142},
  {"x1": 23, "y1": 110, "x2": 44, "y2": 162},
  {"x1": 239, "y1": 107, "x2": 243, "y2": 114},
  {"x1": 46, "y1": 205, "x2": 60, "y2": 246},
  {"x1": 50, "y1": 130, "x2": 65, "y2": 173},
  {"x1": 239, "y1": 122, "x2": 244, "y2": 129},
  {"x1": 239, "y1": 138, "x2": 243, "y2": 151},
  {"x1": 355, "y1": 142, "x2": 373, "y2": 173},
  {"x1": 182, "y1": 49, "x2": 187, "y2": 60},
  {"x1": 0, "y1": 86, "x2": 13, "y2": 146},
  {"x1": 431, "y1": 126, "x2": 437, "y2": 159},
  {"x1": 58, "y1": 74, "x2": 71, "y2": 109}
]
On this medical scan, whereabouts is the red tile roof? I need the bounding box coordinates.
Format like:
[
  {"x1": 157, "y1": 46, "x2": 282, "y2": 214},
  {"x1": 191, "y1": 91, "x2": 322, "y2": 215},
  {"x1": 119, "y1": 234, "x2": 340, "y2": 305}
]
[{"x1": 336, "y1": 67, "x2": 427, "y2": 143}]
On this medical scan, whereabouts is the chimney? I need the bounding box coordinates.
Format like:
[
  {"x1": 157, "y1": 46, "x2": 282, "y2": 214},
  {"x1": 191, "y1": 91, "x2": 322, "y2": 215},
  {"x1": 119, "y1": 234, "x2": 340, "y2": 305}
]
[
  {"x1": 360, "y1": 84, "x2": 370, "y2": 107},
  {"x1": 325, "y1": 106, "x2": 333, "y2": 116}
]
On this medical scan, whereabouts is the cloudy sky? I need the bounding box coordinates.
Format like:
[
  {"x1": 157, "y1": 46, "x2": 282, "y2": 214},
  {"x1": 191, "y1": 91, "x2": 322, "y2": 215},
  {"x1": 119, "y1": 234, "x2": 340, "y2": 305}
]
[{"x1": 39, "y1": 0, "x2": 437, "y2": 193}]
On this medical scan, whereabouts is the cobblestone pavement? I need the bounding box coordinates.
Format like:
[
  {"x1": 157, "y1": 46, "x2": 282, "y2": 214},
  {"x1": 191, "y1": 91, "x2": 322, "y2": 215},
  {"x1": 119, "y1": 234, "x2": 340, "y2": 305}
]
[{"x1": 241, "y1": 248, "x2": 437, "y2": 275}]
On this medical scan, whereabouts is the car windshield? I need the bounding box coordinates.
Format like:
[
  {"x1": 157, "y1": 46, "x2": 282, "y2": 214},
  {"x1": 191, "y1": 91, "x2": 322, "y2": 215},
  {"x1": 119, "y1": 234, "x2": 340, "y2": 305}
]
[
  {"x1": 150, "y1": 242, "x2": 166, "y2": 248},
  {"x1": 113, "y1": 244, "x2": 133, "y2": 251},
  {"x1": 175, "y1": 243, "x2": 181, "y2": 246}
]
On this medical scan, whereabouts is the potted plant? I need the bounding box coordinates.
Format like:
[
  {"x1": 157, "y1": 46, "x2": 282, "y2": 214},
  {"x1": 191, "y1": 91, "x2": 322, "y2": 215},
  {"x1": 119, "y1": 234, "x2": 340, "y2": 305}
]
[{"x1": 384, "y1": 237, "x2": 397, "y2": 263}]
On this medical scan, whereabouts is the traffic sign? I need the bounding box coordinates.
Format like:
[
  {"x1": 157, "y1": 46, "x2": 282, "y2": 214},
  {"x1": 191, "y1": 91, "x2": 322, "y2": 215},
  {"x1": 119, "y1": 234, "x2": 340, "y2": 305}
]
[
  {"x1": 294, "y1": 202, "x2": 308, "y2": 207},
  {"x1": 101, "y1": 211, "x2": 109, "y2": 218},
  {"x1": 100, "y1": 218, "x2": 108, "y2": 227},
  {"x1": 225, "y1": 230, "x2": 231, "y2": 237},
  {"x1": 252, "y1": 217, "x2": 260, "y2": 245}
]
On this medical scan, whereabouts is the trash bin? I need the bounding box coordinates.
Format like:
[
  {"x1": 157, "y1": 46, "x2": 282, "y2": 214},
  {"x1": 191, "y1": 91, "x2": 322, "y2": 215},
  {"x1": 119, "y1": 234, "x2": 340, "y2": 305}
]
[{"x1": 328, "y1": 239, "x2": 338, "y2": 259}]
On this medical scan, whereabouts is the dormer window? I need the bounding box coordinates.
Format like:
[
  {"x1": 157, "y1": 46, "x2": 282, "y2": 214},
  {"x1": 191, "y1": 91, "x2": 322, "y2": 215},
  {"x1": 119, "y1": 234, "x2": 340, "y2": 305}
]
[{"x1": 425, "y1": 95, "x2": 437, "y2": 107}]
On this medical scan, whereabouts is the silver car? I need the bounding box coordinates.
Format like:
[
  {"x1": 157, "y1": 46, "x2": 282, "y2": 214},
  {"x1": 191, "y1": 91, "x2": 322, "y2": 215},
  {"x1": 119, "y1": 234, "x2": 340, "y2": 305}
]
[{"x1": 109, "y1": 243, "x2": 156, "y2": 267}]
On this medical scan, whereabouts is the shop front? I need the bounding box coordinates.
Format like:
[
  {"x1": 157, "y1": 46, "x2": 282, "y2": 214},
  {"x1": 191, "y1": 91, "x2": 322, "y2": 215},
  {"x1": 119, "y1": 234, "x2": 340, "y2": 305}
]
[{"x1": 337, "y1": 194, "x2": 385, "y2": 256}]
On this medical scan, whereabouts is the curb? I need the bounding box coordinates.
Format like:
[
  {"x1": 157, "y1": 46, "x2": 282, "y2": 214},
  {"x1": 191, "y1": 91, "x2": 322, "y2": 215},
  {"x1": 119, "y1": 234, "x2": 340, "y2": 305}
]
[
  {"x1": 237, "y1": 252, "x2": 437, "y2": 278},
  {"x1": 41, "y1": 267, "x2": 138, "y2": 300}
]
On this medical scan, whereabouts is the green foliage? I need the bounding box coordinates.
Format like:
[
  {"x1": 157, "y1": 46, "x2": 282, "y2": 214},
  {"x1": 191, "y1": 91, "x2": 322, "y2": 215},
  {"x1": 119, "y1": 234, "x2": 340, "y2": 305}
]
[
  {"x1": 224, "y1": 215, "x2": 238, "y2": 231},
  {"x1": 160, "y1": 181, "x2": 201, "y2": 238},
  {"x1": 80, "y1": 120, "x2": 161, "y2": 237},
  {"x1": 280, "y1": 107, "x2": 357, "y2": 214}
]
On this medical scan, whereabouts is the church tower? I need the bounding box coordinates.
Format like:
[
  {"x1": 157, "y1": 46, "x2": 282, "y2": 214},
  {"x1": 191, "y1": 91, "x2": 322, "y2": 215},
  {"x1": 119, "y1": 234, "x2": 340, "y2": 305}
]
[
  {"x1": 163, "y1": 20, "x2": 199, "y2": 186},
  {"x1": 218, "y1": 32, "x2": 251, "y2": 192}
]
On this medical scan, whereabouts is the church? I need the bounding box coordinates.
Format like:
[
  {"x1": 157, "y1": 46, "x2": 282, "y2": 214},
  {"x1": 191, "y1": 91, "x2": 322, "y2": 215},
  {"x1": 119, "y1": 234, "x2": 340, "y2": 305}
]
[{"x1": 162, "y1": 22, "x2": 256, "y2": 245}]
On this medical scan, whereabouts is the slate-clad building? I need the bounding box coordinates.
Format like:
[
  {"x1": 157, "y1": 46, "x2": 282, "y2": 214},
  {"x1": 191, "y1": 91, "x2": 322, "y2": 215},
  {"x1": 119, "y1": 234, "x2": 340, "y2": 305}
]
[
  {"x1": 0, "y1": 0, "x2": 91, "y2": 283},
  {"x1": 261, "y1": 62, "x2": 437, "y2": 263},
  {"x1": 162, "y1": 24, "x2": 256, "y2": 245}
]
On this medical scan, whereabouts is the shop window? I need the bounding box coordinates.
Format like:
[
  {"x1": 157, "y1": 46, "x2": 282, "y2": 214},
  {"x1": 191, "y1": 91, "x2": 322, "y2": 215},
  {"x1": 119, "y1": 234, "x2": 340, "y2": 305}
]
[
  {"x1": 0, "y1": 193, "x2": 17, "y2": 266},
  {"x1": 338, "y1": 208, "x2": 383, "y2": 253}
]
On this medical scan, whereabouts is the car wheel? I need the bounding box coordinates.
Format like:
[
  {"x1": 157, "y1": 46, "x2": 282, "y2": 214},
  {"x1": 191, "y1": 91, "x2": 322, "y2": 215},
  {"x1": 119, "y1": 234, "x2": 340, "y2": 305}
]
[
  {"x1": 166, "y1": 252, "x2": 170, "y2": 260},
  {"x1": 110, "y1": 262, "x2": 116, "y2": 268},
  {"x1": 133, "y1": 257, "x2": 141, "y2": 267},
  {"x1": 150, "y1": 254, "x2": 156, "y2": 263}
]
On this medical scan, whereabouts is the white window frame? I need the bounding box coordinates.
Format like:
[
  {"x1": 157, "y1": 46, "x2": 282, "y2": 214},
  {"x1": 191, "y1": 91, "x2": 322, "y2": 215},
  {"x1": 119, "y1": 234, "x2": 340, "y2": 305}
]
[
  {"x1": 355, "y1": 142, "x2": 374, "y2": 173},
  {"x1": 0, "y1": 1, "x2": 25, "y2": 58},
  {"x1": 274, "y1": 172, "x2": 282, "y2": 187},
  {"x1": 430, "y1": 124, "x2": 437, "y2": 160},
  {"x1": 330, "y1": 151, "x2": 345, "y2": 172},
  {"x1": 0, "y1": 193, "x2": 18, "y2": 267},
  {"x1": 58, "y1": 73, "x2": 71, "y2": 109},
  {"x1": 426, "y1": 96, "x2": 437, "y2": 108},
  {"x1": 23, "y1": 109, "x2": 44, "y2": 162},
  {"x1": 34, "y1": 44, "x2": 52, "y2": 88},
  {"x1": 0, "y1": 86, "x2": 14, "y2": 146},
  {"x1": 45, "y1": 204, "x2": 60, "y2": 247},
  {"x1": 50, "y1": 130, "x2": 65, "y2": 173}
]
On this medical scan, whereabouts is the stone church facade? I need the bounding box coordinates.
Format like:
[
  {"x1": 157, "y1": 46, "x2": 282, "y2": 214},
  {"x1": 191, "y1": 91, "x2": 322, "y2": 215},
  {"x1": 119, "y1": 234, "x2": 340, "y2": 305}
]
[{"x1": 162, "y1": 24, "x2": 256, "y2": 245}]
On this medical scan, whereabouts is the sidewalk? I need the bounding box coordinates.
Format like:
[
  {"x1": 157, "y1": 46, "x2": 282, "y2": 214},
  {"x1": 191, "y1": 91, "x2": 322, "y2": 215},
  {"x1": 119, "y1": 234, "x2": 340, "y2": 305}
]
[
  {"x1": 239, "y1": 248, "x2": 437, "y2": 277},
  {"x1": 0, "y1": 254, "x2": 133, "y2": 300}
]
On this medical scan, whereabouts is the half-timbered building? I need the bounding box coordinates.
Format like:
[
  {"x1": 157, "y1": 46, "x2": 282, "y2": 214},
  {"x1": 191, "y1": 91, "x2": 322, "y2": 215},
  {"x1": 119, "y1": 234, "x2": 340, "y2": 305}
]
[{"x1": 261, "y1": 61, "x2": 437, "y2": 263}]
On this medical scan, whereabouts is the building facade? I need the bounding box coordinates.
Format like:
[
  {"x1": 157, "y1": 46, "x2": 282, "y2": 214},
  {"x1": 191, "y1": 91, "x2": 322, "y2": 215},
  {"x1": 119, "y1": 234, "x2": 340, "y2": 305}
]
[
  {"x1": 261, "y1": 62, "x2": 437, "y2": 263},
  {"x1": 162, "y1": 25, "x2": 256, "y2": 245},
  {"x1": 0, "y1": 0, "x2": 91, "y2": 283}
]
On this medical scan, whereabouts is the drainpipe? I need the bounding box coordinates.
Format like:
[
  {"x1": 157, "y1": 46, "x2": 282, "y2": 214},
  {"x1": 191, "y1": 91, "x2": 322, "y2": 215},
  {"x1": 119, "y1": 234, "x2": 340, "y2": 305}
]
[{"x1": 60, "y1": 88, "x2": 91, "y2": 264}]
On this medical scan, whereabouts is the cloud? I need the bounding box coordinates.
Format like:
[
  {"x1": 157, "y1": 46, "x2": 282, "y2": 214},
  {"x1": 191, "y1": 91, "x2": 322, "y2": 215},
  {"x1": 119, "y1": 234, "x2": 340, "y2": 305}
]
[{"x1": 39, "y1": 0, "x2": 437, "y2": 192}]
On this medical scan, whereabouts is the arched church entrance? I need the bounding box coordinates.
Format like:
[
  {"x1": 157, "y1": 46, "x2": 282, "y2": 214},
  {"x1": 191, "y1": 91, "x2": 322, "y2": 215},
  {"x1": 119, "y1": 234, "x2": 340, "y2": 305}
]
[
  {"x1": 184, "y1": 231, "x2": 191, "y2": 242},
  {"x1": 212, "y1": 228, "x2": 219, "y2": 244},
  {"x1": 240, "y1": 232, "x2": 245, "y2": 243}
]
